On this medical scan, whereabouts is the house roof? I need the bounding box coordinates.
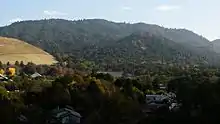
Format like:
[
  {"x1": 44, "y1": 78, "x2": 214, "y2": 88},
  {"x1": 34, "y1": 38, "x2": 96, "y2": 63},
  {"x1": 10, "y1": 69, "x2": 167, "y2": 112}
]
[
  {"x1": 31, "y1": 72, "x2": 42, "y2": 78},
  {"x1": 48, "y1": 106, "x2": 81, "y2": 124},
  {"x1": 0, "y1": 74, "x2": 8, "y2": 80},
  {"x1": 51, "y1": 107, "x2": 82, "y2": 118},
  {"x1": 97, "y1": 71, "x2": 123, "y2": 77}
]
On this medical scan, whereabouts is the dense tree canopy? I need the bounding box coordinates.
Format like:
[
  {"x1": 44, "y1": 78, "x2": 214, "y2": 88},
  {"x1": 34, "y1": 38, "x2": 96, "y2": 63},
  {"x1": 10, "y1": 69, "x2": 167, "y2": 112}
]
[
  {"x1": 1, "y1": 19, "x2": 220, "y2": 124},
  {"x1": 0, "y1": 19, "x2": 219, "y2": 70},
  {"x1": 0, "y1": 61, "x2": 219, "y2": 123}
]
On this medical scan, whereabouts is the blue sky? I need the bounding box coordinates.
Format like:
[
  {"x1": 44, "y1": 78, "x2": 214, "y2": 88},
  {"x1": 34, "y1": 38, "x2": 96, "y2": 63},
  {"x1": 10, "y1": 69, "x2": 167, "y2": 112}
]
[{"x1": 0, "y1": 0, "x2": 219, "y2": 40}]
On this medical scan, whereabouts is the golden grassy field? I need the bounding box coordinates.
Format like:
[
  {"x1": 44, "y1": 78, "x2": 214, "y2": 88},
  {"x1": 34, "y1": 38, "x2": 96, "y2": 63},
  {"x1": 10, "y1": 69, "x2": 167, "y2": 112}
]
[{"x1": 0, "y1": 37, "x2": 57, "y2": 65}]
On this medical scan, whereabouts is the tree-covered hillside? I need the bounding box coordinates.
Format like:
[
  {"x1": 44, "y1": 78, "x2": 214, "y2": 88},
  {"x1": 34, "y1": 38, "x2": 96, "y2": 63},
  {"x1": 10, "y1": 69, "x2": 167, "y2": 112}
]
[
  {"x1": 213, "y1": 39, "x2": 220, "y2": 53},
  {"x1": 0, "y1": 19, "x2": 218, "y2": 67},
  {"x1": 0, "y1": 19, "x2": 212, "y2": 52},
  {"x1": 80, "y1": 32, "x2": 196, "y2": 65}
]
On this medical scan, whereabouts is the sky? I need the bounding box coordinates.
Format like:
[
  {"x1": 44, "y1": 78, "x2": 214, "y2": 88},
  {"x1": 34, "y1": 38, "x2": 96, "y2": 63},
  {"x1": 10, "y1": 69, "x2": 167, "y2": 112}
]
[{"x1": 0, "y1": 0, "x2": 219, "y2": 41}]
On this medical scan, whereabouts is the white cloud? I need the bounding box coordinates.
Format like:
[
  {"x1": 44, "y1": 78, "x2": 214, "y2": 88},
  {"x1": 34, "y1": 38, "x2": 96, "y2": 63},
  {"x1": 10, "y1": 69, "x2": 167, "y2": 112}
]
[
  {"x1": 43, "y1": 10, "x2": 68, "y2": 16},
  {"x1": 9, "y1": 18, "x2": 23, "y2": 23},
  {"x1": 156, "y1": 5, "x2": 181, "y2": 11},
  {"x1": 122, "y1": 6, "x2": 132, "y2": 11}
]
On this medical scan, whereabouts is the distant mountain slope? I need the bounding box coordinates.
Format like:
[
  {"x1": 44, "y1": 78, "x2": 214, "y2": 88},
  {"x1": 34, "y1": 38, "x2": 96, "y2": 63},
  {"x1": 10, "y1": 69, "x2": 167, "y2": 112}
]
[
  {"x1": 212, "y1": 39, "x2": 220, "y2": 53},
  {"x1": 0, "y1": 19, "x2": 212, "y2": 52},
  {"x1": 78, "y1": 32, "x2": 209, "y2": 66},
  {"x1": 0, "y1": 19, "x2": 218, "y2": 66},
  {"x1": 115, "y1": 32, "x2": 190, "y2": 60},
  {"x1": 0, "y1": 19, "x2": 133, "y2": 53},
  {"x1": 132, "y1": 23, "x2": 210, "y2": 46},
  {"x1": 0, "y1": 37, "x2": 56, "y2": 65},
  {"x1": 131, "y1": 24, "x2": 213, "y2": 56}
]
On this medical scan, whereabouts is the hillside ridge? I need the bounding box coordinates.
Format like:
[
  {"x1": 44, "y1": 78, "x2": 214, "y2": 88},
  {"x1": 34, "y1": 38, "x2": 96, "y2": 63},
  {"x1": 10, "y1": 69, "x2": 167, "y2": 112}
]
[{"x1": 0, "y1": 19, "x2": 219, "y2": 66}]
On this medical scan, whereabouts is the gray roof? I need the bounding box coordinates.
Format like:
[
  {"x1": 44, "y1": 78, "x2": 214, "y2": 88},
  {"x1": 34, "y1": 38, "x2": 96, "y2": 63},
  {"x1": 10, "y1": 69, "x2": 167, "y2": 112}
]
[
  {"x1": 31, "y1": 72, "x2": 42, "y2": 78},
  {"x1": 97, "y1": 71, "x2": 123, "y2": 77},
  {"x1": 0, "y1": 74, "x2": 8, "y2": 80},
  {"x1": 49, "y1": 107, "x2": 81, "y2": 124},
  {"x1": 52, "y1": 107, "x2": 81, "y2": 118}
]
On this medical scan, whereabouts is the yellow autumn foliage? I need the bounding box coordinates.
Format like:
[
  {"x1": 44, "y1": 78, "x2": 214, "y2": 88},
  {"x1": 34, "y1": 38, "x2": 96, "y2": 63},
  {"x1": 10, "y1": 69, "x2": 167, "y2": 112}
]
[
  {"x1": 94, "y1": 79, "x2": 106, "y2": 94},
  {"x1": 7, "y1": 68, "x2": 16, "y2": 76},
  {"x1": 89, "y1": 77, "x2": 112, "y2": 95},
  {"x1": 0, "y1": 69, "x2": 4, "y2": 75}
]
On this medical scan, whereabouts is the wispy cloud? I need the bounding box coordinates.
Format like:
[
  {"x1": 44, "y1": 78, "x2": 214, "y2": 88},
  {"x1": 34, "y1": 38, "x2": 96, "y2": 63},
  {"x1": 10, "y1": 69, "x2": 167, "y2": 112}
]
[
  {"x1": 43, "y1": 10, "x2": 68, "y2": 16},
  {"x1": 155, "y1": 5, "x2": 181, "y2": 11},
  {"x1": 122, "y1": 6, "x2": 132, "y2": 11},
  {"x1": 9, "y1": 18, "x2": 23, "y2": 23}
]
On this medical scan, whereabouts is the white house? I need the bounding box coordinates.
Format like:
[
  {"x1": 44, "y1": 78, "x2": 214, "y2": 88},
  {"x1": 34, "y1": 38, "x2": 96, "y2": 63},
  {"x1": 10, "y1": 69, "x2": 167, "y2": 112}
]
[{"x1": 30, "y1": 72, "x2": 42, "y2": 78}]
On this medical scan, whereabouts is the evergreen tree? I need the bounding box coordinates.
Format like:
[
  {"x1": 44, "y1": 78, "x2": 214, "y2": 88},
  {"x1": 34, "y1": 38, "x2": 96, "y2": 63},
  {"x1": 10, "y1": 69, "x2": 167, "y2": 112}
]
[
  {"x1": 15, "y1": 61, "x2": 19, "y2": 66},
  {"x1": 20, "y1": 61, "x2": 25, "y2": 67},
  {"x1": 6, "y1": 62, "x2": 10, "y2": 66},
  {"x1": 0, "y1": 61, "x2": 3, "y2": 68}
]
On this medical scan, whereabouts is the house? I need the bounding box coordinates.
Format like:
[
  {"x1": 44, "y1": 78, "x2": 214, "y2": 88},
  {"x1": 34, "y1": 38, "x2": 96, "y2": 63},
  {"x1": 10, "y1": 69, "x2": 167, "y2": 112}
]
[
  {"x1": 143, "y1": 95, "x2": 171, "y2": 114},
  {"x1": 47, "y1": 106, "x2": 81, "y2": 124},
  {"x1": 159, "y1": 83, "x2": 166, "y2": 90},
  {"x1": 30, "y1": 72, "x2": 42, "y2": 79},
  {"x1": 151, "y1": 60, "x2": 162, "y2": 64},
  {"x1": 145, "y1": 95, "x2": 169, "y2": 104},
  {"x1": 143, "y1": 93, "x2": 180, "y2": 114},
  {"x1": 122, "y1": 73, "x2": 134, "y2": 78},
  {"x1": 97, "y1": 71, "x2": 123, "y2": 78},
  {"x1": 17, "y1": 114, "x2": 28, "y2": 123},
  {"x1": 0, "y1": 74, "x2": 9, "y2": 81}
]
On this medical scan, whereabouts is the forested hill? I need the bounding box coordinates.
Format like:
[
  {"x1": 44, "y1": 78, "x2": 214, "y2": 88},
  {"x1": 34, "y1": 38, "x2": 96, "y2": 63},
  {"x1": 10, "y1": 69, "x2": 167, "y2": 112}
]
[
  {"x1": 79, "y1": 32, "x2": 194, "y2": 65},
  {"x1": 0, "y1": 19, "x2": 218, "y2": 66},
  {"x1": 0, "y1": 19, "x2": 211, "y2": 52},
  {"x1": 213, "y1": 39, "x2": 220, "y2": 53}
]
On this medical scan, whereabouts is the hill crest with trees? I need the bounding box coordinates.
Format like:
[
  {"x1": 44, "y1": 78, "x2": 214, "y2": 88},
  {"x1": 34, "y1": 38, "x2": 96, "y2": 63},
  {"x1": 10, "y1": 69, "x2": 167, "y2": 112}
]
[{"x1": 0, "y1": 19, "x2": 220, "y2": 68}]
